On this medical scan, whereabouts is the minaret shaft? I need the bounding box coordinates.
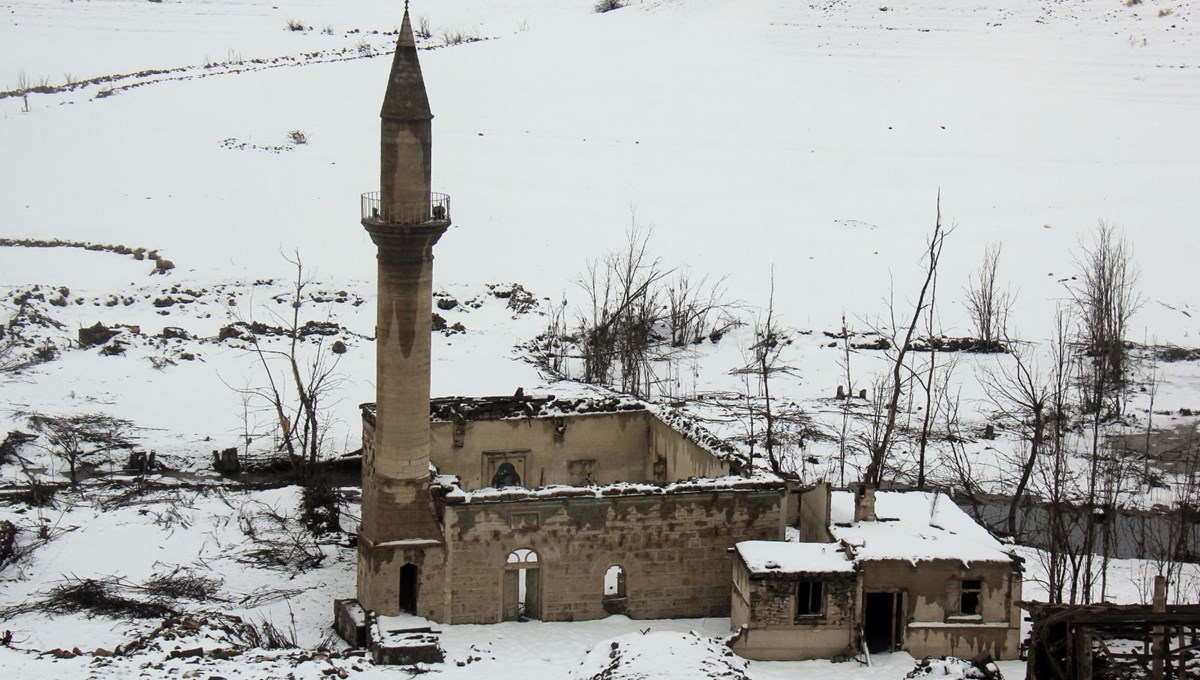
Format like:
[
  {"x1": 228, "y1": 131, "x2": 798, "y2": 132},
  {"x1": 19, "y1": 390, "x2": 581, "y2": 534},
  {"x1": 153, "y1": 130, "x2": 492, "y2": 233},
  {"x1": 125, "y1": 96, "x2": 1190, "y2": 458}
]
[{"x1": 380, "y1": 120, "x2": 432, "y2": 218}]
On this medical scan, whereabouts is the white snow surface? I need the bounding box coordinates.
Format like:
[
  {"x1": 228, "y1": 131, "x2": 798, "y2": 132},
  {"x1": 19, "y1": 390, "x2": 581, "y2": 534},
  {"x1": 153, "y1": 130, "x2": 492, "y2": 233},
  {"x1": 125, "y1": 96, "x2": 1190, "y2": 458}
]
[
  {"x1": 572, "y1": 630, "x2": 750, "y2": 680},
  {"x1": 737, "y1": 539, "x2": 855, "y2": 575},
  {"x1": 830, "y1": 491, "x2": 1016, "y2": 566}
]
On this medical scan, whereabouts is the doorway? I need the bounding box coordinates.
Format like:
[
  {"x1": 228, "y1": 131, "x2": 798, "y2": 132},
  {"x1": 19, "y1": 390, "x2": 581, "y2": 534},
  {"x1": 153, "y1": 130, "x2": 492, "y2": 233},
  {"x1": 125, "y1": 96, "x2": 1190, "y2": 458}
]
[
  {"x1": 863, "y1": 591, "x2": 904, "y2": 653},
  {"x1": 503, "y1": 549, "x2": 541, "y2": 621},
  {"x1": 399, "y1": 563, "x2": 418, "y2": 615}
]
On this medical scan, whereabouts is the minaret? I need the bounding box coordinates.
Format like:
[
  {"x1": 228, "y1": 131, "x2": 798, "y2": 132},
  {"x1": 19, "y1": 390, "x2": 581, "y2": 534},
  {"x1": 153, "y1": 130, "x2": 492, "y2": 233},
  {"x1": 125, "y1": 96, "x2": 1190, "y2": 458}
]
[{"x1": 357, "y1": 4, "x2": 449, "y2": 615}]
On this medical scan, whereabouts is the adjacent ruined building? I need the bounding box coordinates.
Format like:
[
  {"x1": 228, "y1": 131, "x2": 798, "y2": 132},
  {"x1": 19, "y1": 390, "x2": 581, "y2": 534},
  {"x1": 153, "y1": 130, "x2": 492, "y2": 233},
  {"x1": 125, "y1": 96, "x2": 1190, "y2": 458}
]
[
  {"x1": 334, "y1": 6, "x2": 1023, "y2": 665},
  {"x1": 730, "y1": 485, "x2": 1023, "y2": 661}
]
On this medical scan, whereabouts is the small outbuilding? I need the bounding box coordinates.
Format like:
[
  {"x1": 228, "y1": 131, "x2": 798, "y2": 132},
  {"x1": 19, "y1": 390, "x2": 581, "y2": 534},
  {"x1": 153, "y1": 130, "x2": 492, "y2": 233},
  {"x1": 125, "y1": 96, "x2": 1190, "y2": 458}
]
[{"x1": 730, "y1": 485, "x2": 1023, "y2": 662}]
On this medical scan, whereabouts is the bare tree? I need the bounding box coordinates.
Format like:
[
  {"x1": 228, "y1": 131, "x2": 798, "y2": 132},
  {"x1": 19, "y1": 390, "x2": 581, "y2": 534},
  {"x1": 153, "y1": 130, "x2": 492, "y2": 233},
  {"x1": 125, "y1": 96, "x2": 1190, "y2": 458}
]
[
  {"x1": 964, "y1": 243, "x2": 1011, "y2": 350},
  {"x1": 1033, "y1": 306, "x2": 1083, "y2": 603},
  {"x1": 731, "y1": 273, "x2": 795, "y2": 476},
  {"x1": 837, "y1": 314, "x2": 854, "y2": 487},
  {"x1": 1071, "y1": 221, "x2": 1141, "y2": 398},
  {"x1": 569, "y1": 224, "x2": 736, "y2": 401},
  {"x1": 536, "y1": 292, "x2": 570, "y2": 377},
  {"x1": 913, "y1": 235, "x2": 945, "y2": 489},
  {"x1": 576, "y1": 225, "x2": 670, "y2": 397},
  {"x1": 941, "y1": 384, "x2": 983, "y2": 509},
  {"x1": 27, "y1": 413, "x2": 136, "y2": 485},
  {"x1": 863, "y1": 195, "x2": 949, "y2": 485},
  {"x1": 980, "y1": 339, "x2": 1051, "y2": 538},
  {"x1": 665, "y1": 270, "x2": 733, "y2": 348},
  {"x1": 232, "y1": 253, "x2": 345, "y2": 471}
]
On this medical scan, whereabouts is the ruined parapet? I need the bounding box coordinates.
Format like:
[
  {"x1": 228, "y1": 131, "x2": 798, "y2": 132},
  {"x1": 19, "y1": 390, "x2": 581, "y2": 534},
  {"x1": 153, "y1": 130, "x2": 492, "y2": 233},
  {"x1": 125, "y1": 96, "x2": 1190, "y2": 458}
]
[
  {"x1": 333, "y1": 598, "x2": 368, "y2": 649},
  {"x1": 851, "y1": 482, "x2": 877, "y2": 522}
]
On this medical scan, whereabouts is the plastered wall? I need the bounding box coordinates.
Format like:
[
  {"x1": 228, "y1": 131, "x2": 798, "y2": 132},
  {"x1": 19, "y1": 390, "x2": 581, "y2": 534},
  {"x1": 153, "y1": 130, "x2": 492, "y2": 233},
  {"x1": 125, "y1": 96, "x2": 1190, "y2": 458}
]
[
  {"x1": 858, "y1": 559, "x2": 1022, "y2": 659},
  {"x1": 419, "y1": 410, "x2": 731, "y2": 490},
  {"x1": 429, "y1": 411, "x2": 649, "y2": 489}
]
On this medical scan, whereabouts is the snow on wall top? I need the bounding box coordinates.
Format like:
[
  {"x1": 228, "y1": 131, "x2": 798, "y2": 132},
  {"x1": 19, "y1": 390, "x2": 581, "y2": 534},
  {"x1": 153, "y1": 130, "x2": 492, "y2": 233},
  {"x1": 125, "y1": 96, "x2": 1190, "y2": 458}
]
[
  {"x1": 360, "y1": 394, "x2": 644, "y2": 424},
  {"x1": 362, "y1": 395, "x2": 746, "y2": 467},
  {"x1": 829, "y1": 491, "x2": 1016, "y2": 567},
  {"x1": 436, "y1": 474, "x2": 784, "y2": 505},
  {"x1": 736, "y1": 540, "x2": 856, "y2": 576}
]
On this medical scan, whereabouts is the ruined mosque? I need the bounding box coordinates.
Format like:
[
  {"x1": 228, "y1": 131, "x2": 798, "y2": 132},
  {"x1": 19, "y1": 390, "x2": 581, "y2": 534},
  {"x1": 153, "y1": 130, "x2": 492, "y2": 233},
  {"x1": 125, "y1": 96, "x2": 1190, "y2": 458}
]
[{"x1": 334, "y1": 5, "x2": 1024, "y2": 664}]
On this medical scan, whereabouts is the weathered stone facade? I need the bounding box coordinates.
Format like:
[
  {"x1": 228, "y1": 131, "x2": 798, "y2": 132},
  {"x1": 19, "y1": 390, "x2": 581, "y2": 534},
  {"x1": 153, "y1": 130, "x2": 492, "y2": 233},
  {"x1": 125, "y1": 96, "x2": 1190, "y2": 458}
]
[
  {"x1": 730, "y1": 558, "x2": 858, "y2": 660},
  {"x1": 439, "y1": 487, "x2": 784, "y2": 623},
  {"x1": 360, "y1": 404, "x2": 785, "y2": 624}
]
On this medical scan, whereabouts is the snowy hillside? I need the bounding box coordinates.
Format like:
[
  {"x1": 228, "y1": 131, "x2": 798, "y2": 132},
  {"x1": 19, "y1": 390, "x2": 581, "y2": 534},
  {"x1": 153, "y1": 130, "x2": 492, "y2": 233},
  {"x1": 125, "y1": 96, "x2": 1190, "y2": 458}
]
[{"x1": 1, "y1": 0, "x2": 1198, "y2": 677}]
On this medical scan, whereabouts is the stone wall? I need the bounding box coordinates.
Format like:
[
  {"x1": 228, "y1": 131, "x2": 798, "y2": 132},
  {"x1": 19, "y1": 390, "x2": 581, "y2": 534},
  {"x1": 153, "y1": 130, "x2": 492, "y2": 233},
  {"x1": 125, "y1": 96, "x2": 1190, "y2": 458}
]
[
  {"x1": 440, "y1": 487, "x2": 785, "y2": 624},
  {"x1": 357, "y1": 542, "x2": 449, "y2": 621},
  {"x1": 729, "y1": 557, "x2": 857, "y2": 660},
  {"x1": 859, "y1": 559, "x2": 1022, "y2": 660}
]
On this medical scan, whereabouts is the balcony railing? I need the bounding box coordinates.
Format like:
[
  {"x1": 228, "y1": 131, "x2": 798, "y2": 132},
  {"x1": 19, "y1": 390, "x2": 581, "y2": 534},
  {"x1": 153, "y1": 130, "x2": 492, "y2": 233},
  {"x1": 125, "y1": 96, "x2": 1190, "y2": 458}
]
[{"x1": 361, "y1": 191, "x2": 451, "y2": 225}]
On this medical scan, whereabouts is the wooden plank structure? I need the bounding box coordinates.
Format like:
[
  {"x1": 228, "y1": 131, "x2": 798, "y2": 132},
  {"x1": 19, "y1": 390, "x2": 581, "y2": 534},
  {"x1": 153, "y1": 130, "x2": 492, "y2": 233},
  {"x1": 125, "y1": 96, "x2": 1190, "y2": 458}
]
[{"x1": 1021, "y1": 581, "x2": 1200, "y2": 680}]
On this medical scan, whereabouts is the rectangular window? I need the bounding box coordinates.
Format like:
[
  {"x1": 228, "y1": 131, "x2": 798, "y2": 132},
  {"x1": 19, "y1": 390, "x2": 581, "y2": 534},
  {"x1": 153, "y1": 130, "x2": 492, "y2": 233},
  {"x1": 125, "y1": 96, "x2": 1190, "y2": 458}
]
[
  {"x1": 567, "y1": 459, "x2": 597, "y2": 486},
  {"x1": 795, "y1": 580, "x2": 824, "y2": 618},
  {"x1": 483, "y1": 451, "x2": 529, "y2": 489},
  {"x1": 960, "y1": 579, "x2": 982, "y2": 615}
]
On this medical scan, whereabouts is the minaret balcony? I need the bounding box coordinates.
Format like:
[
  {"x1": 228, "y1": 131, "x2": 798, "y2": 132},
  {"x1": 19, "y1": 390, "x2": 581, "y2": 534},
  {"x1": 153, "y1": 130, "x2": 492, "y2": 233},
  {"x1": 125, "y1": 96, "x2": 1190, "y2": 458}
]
[{"x1": 361, "y1": 191, "x2": 451, "y2": 227}]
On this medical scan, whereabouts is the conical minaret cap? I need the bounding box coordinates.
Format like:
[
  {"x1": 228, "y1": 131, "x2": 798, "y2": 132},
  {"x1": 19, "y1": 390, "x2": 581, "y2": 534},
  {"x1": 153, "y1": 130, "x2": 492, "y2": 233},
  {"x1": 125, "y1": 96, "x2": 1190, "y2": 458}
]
[{"x1": 381, "y1": 9, "x2": 432, "y2": 121}]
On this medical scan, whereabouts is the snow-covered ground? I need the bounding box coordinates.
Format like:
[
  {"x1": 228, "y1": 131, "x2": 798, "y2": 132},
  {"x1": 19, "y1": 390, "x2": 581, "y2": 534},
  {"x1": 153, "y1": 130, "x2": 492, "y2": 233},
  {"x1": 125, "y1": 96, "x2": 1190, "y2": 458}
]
[{"x1": 2, "y1": 0, "x2": 1199, "y2": 677}]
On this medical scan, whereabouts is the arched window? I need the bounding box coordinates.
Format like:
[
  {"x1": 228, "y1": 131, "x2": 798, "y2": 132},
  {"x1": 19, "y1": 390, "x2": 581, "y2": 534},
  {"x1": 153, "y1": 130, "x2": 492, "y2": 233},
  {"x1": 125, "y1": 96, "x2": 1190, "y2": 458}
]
[
  {"x1": 604, "y1": 564, "x2": 626, "y2": 599},
  {"x1": 504, "y1": 549, "x2": 541, "y2": 620},
  {"x1": 492, "y1": 462, "x2": 522, "y2": 488}
]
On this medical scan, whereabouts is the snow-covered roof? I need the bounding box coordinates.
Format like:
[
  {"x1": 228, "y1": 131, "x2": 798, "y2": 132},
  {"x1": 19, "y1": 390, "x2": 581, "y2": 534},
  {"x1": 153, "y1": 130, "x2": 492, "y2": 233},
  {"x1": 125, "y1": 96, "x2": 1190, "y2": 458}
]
[
  {"x1": 736, "y1": 540, "x2": 855, "y2": 576},
  {"x1": 829, "y1": 491, "x2": 1016, "y2": 567}
]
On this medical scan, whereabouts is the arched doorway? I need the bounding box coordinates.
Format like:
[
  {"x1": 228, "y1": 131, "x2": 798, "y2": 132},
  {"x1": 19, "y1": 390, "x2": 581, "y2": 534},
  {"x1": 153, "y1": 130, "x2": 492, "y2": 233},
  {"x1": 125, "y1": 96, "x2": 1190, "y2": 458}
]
[
  {"x1": 399, "y1": 563, "x2": 418, "y2": 615},
  {"x1": 603, "y1": 564, "x2": 626, "y2": 599},
  {"x1": 503, "y1": 548, "x2": 540, "y2": 621},
  {"x1": 602, "y1": 564, "x2": 628, "y2": 615}
]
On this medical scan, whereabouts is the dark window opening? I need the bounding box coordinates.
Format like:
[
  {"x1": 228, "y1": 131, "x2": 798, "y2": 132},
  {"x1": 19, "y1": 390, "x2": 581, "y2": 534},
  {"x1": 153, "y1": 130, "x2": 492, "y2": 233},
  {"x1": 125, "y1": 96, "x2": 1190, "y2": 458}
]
[
  {"x1": 796, "y1": 580, "x2": 824, "y2": 618},
  {"x1": 492, "y1": 462, "x2": 522, "y2": 488},
  {"x1": 960, "y1": 579, "x2": 982, "y2": 615}
]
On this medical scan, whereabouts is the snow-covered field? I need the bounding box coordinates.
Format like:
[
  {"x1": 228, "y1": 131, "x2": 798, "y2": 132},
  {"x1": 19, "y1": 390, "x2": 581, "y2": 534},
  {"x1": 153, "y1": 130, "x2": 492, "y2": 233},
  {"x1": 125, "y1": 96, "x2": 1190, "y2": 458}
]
[{"x1": 2, "y1": 0, "x2": 1198, "y2": 677}]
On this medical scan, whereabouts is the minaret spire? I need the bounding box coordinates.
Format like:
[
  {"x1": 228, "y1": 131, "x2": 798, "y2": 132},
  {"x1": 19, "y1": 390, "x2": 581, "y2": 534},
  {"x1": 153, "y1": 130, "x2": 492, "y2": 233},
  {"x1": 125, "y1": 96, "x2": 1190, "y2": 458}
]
[{"x1": 382, "y1": 5, "x2": 431, "y2": 122}]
